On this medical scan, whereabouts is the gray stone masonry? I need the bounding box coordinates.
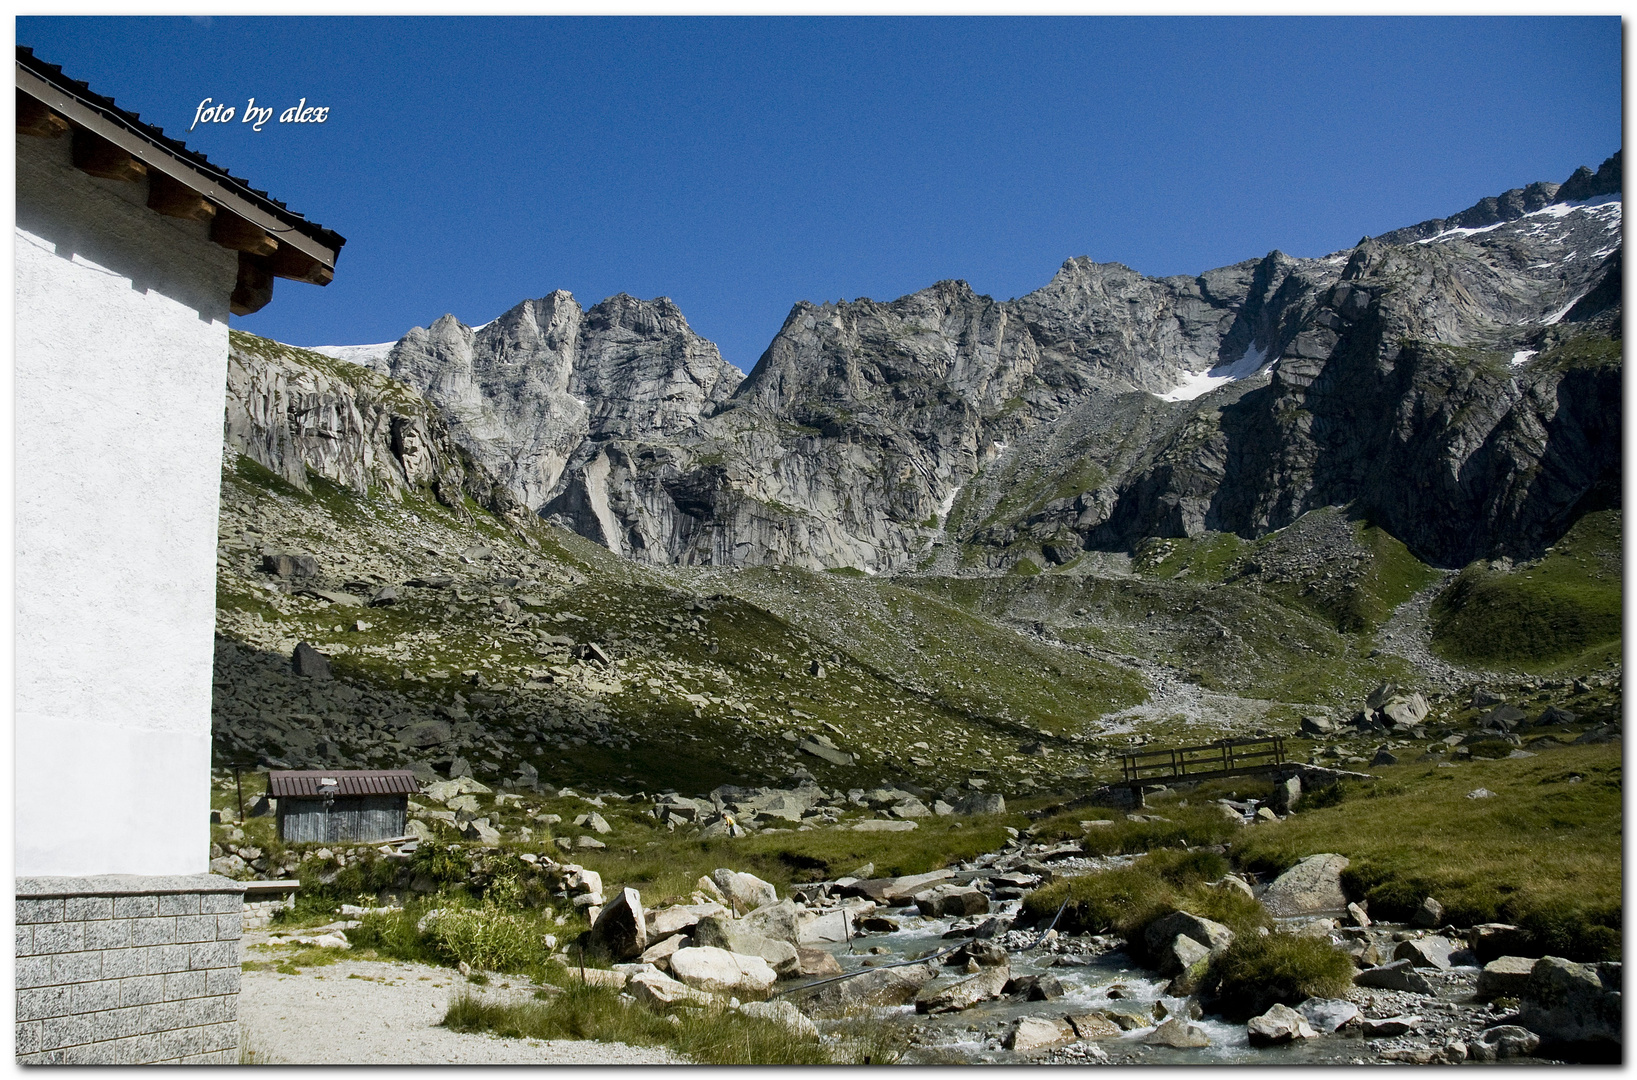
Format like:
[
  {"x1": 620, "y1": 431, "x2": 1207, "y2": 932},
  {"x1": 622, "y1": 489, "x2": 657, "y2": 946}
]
[{"x1": 16, "y1": 875, "x2": 245, "y2": 1064}]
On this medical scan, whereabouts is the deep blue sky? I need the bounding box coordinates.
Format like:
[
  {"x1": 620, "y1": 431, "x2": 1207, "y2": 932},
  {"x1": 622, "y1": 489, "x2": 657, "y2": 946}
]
[{"x1": 19, "y1": 17, "x2": 1622, "y2": 370}]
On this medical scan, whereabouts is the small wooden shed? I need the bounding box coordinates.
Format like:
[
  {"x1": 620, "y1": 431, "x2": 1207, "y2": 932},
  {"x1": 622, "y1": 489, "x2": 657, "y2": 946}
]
[{"x1": 269, "y1": 769, "x2": 419, "y2": 843}]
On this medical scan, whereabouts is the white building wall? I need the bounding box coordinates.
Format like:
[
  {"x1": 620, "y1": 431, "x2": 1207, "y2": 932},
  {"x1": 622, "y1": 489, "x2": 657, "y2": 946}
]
[{"x1": 15, "y1": 132, "x2": 239, "y2": 876}]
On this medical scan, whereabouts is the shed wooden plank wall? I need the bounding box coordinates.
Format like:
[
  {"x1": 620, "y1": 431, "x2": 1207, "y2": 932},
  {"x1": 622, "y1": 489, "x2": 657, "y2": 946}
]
[{"x1": 277, "y1": 795, "x2": 406, "y2": 843}]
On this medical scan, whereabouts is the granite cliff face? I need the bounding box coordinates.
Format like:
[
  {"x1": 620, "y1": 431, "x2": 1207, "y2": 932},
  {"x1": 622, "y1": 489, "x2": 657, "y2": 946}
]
[
  {"x1": 361, "y1": 291, "x2": 743, "y2": 517},
  {"x1": 312, "y1": 154, "x2": 1621, "y2": 573},
  {"x1": 223, "y1": 333, "x2": 526, "y2": 526}
]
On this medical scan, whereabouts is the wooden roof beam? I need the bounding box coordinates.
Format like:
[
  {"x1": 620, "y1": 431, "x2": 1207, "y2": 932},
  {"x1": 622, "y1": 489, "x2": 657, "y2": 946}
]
[
  {"x1": 16, "y1": 88, "x2": 66, "y2": 137},
  {"x1": 147, "y1": 170, "x2": 216, "y2": 222},
  {"x1": 269, "y1": 243, "x2": 334, "y2": 286},
  {"x1": 17, "y1": 63, "x2": 342, "y2": 280},
  {"x1": 231, "y1": 253, "x2": 274, "y2": 316},
  {"x1": 211, "y1": 208, "x2": 279, "y2": 257},
  {"x1": 71, "y1": 126, "x2": 147, "y2": 182}
]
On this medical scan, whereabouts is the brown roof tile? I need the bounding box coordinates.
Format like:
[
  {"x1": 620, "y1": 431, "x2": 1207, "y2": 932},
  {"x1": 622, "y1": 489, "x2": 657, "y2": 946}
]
[{"x1": 268, "y1": 769, "x2": 420, "y2": 798}]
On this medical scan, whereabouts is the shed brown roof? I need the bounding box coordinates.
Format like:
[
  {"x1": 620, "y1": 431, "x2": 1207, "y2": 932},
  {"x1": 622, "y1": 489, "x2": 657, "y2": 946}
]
[{"x1": 268, "y1": 770, "x2": 420, "y2": 798}]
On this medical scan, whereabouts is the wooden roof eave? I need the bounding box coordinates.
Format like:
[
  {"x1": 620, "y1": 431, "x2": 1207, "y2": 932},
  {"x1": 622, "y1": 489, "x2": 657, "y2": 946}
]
[{"x1": 15, "y1": 64, "x2": 342, "y2": 279}]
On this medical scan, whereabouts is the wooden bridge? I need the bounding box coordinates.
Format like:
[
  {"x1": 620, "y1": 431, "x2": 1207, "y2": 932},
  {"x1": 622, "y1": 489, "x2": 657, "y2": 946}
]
[{"x1": 1115, "y1": 735, "x2": 1288, "y2": 789}]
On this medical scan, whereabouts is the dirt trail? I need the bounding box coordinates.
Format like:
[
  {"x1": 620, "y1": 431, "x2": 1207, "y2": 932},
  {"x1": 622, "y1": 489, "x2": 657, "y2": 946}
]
[
  {"x1": 238, "y1": 956, "x2": 685, "y2": 1065},
  {"x1": 1377, "y1": 571, "x2": 1493, "y2": 692}
]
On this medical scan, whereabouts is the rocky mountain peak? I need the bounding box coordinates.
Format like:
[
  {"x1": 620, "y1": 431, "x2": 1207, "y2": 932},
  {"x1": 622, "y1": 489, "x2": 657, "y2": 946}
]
[
  {"x1": 585, "y1": 292, "x2": 695, "y2": 338},
  {"x1": 1557, "y1": 151, "x2": 1621, "y2": 202},
  {"x1": 1374, "y1": 153, "x2": 1620, "y2": 245},
  {"x1": 311, "y1": 153, "x2": 1620, "y2": 574}
]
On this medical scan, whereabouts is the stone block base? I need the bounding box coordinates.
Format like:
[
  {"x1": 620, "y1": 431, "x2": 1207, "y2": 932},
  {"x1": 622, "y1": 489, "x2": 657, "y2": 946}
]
[{"x1": 16, "y1": 874, "x2": 245, "y2": 1064}]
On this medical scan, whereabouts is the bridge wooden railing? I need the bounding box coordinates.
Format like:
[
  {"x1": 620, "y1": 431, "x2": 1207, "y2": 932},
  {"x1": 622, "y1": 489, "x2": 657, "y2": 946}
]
[{"x1": 1115, "y1": 735, "x2": 1287, "y2": 789}]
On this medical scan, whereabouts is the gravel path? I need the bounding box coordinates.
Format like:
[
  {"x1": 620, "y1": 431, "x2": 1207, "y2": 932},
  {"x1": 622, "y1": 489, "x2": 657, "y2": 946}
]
[
  {"x1": 1377, "y1": 571, "x2": 1493, "y2": 692},
  {"x1": 239, "y1": 957, "x2": 686, "y2": 1065}
]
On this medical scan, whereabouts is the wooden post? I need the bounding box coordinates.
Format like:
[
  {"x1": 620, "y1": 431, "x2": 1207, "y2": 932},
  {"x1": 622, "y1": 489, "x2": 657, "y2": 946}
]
[{"x1": 230, "y1": 253, "x2": 275, "y2": 315}]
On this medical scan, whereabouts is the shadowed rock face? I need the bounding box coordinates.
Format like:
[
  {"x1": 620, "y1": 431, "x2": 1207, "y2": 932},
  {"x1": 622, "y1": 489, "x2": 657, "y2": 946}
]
[{"x1": 343, "y1": 155, "x2": 1622, "y2": 572}]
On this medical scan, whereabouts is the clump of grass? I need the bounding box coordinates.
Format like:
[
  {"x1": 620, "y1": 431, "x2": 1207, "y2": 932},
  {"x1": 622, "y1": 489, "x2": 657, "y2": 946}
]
[
  {"x1": 283, "y1": 848, "x2": 402, "y2": 917},
  {"x1": 349, "y1": 907, "x2": 444, "y2": 966},
  {"x1": 245, "y1": 943, "x2": 348, "y2": 975},
  {"x1": 422, "y1": 903, "x2": 539, "y2": 972},
  {"x1": 442, "y1": 984, "x2": 834, "y2": 1065},
  {"x1": 820, "y1": 1008, "x2": 909, "y2": 1065},
  {"x1": 1203, "y1": 933, "x2": 1356, "y2": 1021},
  {"x1": 1021, "y1": 848, "x2": 1268, "y2": 958}
]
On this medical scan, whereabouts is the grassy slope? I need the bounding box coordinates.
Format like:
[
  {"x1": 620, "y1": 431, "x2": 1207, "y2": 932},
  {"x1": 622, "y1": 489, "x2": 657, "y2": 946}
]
[
  {"x1": 1232, "y1": 742, "x2": 1622, "y2": 958},
  {"x1": 913, "y1": 562, "x2": 1423, "y2": 710},
  {"x1": 217, "y1": 448, "x2": 1146, "y2": 795},
  {"x1": 1431, "y1": 509, "x2": 1623, "y2": 671}
]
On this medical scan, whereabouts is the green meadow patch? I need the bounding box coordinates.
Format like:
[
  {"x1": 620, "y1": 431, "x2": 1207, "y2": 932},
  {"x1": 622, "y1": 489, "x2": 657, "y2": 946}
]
[
  {"x1": 1431, "y1": 510, "x2": 1621, "y2": 669},
  {"x1": 1232, "y1": 743, "x2": 1622, "y2": 960}
]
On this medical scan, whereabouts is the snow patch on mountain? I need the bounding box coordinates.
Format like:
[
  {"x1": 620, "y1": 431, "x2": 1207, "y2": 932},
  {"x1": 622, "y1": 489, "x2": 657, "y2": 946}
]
[
  {"x1": 1417, "y1": 194, "x2": 1622, "y2": 245},
  {"x1": 307, "y1": 341, "x2": 397, "y2": 369},
  {"x1": 1157, "y1": 343, "x2": 1269, "y2": 402}
]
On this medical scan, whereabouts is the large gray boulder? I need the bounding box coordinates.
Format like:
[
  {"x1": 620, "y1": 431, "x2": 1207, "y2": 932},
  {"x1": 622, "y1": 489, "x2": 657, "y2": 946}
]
[
  {"x1": 1468, "y1": 1024, "x2": 1541, "y2": 1061},
  {"x1": 797, "y1": 734, "x2": 853, "y2": 766},
  {"x1": 1159, "y1": 934, "x2": 1212, "y2": 985},
  {"x1": 291, "y1": 642, "x2": 332, "y2": 680},
  {"x1": 690, "y1": 915, "x2": 799, "y2": 976},
  {"x1": 710, "y1": 869, "x2": 778, "y2": 914},
  {"x1": 1381, "y1": 692, "x2": 1430, "y2": 728},
  {"x1": 850, "y1": 870, "x2": 953, "y2": 904},
  {"x1": 1247, "y1": 1003, "x2": 1318, "y2": 1046},
  {"x1": 589, "y1": 887, "x2": 647, "y2": 961},
  {"x1": 1517, "y1": 956, "x2": 1621, "y2": 1060},
  {"x1": 791, "y1": 962, "x2": 936, "y2": 1012},
  {"x1": 399, "y1": 720, "x2": 452, "y2": 748},
  {"x1": 1354, "y1": 959, "x2": 1434, "y2": 995},
  {"x1": 914, "y1": 963, "x2": 1011, "y2": 1014},
  {"x1": 1270, "y1": 775, "x2": 1302, "y2": 812},
  {"x1": 1259, "y1": 853, "x2": 1350, "y2": 916},
  {"x1": 648, "y1": 901, "x2": 724, "y2": 939},
  {"x1": 627, "y1": 968, "x2": 712, "y2": 1008},
  {"x1": 951, "y1": 792, "x2": 1006, "y2": 815},
  {"x1": 915, "y1": 885, "x2": 990, "y2": 918},
  {"x1": 1467, "y1": 923, "x2": 1535, "y2": 962},
  {"x1": 1144, "y1": 1019, "x2": 1210, "y2": 1048},
  {"x1": 1298, "y1": 998, "x2": 1360, "y2": 1033},
  {"x1": 1408, "y1": 896, "x2": 1445, "y2": 928},
  {"x1": 668, "y1": 946, "x2": 777, "y2": 998},
  {"x1": 263, "y1": 552, "x2": 320, "y2": 579},
  {"x1": 1476, "y1": 956, "x2": 1537, "y2": 1000},
  {"x1": 1005, "y1": 1016, "x2": 1076, "y2": 1054},
  {"x1": 1393, "y1": 935, "x2": 1455, "y2": 970},
  {"x1": 1144, "y1": 910, "x2": 1235, "y2": 960},
  {"x1": 740, "y1": 898, "x2": 800, "y2": 944}
]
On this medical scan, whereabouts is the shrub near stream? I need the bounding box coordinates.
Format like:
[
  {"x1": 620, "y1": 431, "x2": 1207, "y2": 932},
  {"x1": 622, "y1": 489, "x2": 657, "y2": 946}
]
[
  {"x1": 1203, "y1": 933, "x2": 1356, "y2": 1021},
  {"x1": 1022, "y1": 849, "x2": 1268, "y2": 959}
]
